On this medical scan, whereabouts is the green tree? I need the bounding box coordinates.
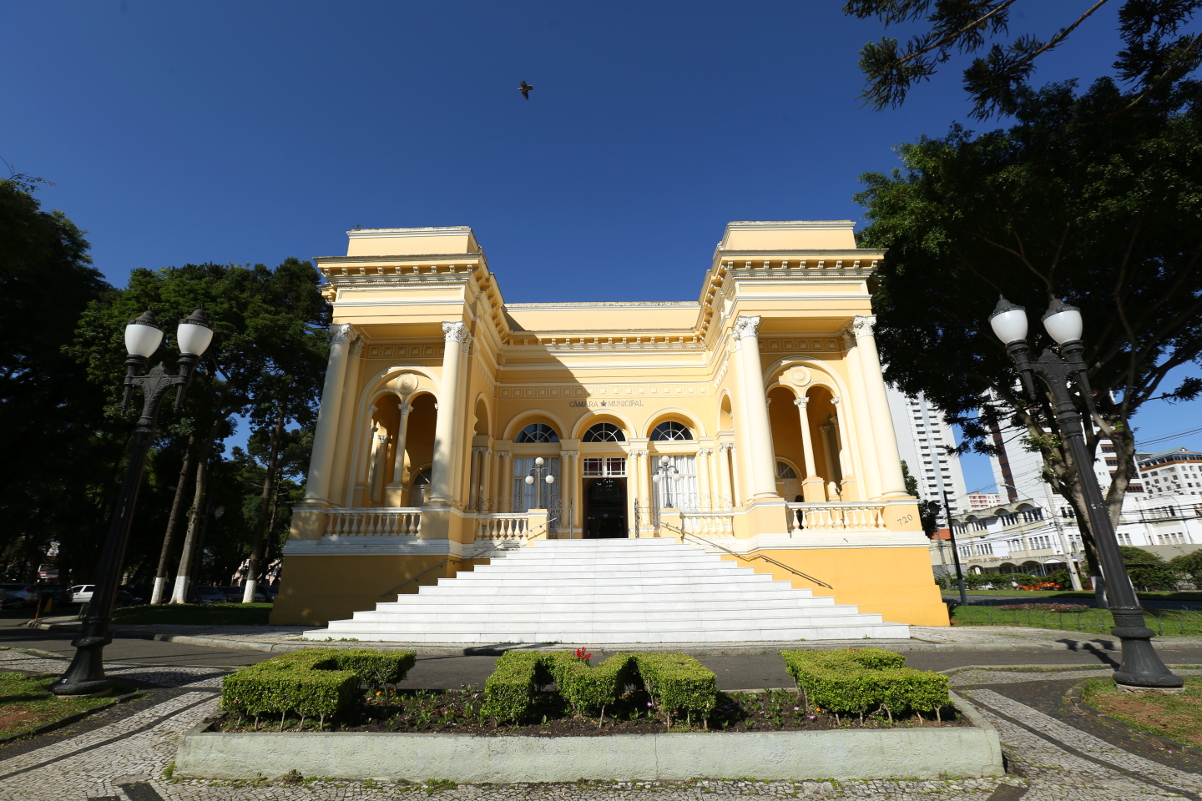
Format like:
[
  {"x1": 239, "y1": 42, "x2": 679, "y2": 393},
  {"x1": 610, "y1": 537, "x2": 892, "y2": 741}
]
[
  {"x1": 0, "y1": 175, "x2": 118, "y2": 582},
  {"x1": 1120, "y1": 545, "x2": 1182, "y2": 591},
  {"x1": 855, "y1": 77, "x2": 1202, "y2": 577},
  {"x1": 845, "y1": 0, "x2": 1202, "y2": 117},
  {"x1": 69, "y1": 260, "x2": 329, "y2": 602},
  {"x1": 1169, "y1": 549, "x2": 1202, "y2": 585},
  {"x1": 901, "y1": 460, "x2": 944, "y2": 536}
]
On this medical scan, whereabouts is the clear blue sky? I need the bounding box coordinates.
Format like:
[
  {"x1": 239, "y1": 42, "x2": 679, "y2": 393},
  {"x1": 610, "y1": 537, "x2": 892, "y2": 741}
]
[{"x1": 4, "y1": 1, "x2": 1198, "y2": 493}]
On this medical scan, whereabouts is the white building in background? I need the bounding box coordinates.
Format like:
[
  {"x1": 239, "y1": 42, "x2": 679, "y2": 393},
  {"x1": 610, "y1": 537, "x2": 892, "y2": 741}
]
[
  {"x1": 887, "y1": 387, "x2": 968, "y2": 515},
  {"x1": 967, "y1": 492, "x2": 1001, "y2": 510},
  {"x1": 1138, "y1": 448, "x2": 1202, "y2": 498}
]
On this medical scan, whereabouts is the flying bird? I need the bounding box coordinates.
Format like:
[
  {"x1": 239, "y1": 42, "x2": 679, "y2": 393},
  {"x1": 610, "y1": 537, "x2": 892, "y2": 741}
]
[{"x1": 519, "y1": 81, "x2": 533, "y2": 99}]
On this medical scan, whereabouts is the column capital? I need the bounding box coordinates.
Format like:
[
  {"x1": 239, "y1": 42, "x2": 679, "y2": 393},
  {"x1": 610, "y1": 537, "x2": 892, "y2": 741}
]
[
  {"x1": 472, "y1": 446, "x2": 490, "y2": 456},
  {"x1": 719, "y1": 442, "x2": 735, "y2": 454},
  {"x1": 831, "y1": 396, "x2": 841, "y2": 407},
  {"x1": 442, "y1": 321, "x2": 470, "y2": 343},
  {"x1": 630, "y1": 449, "x2": 649, "y2": 458},
  {"x1": 330, "y1": 322, "x2": 356, "y2": 344},
  {"x1": 697, "y1": 448, "x2": 713, "y2": 457},
  {"x1": 398, "y1": 401, "x2": 413, "y2": 415},
  {"x1": 562, "y1": 450, "x2": 579, "y2": 458},
  {"x1": 733, "y1": 315, "x2": 762, "y2": 340},
  {"x1": 850, "y1": 315, "x2": 877, "y2": 340},
  {"x1": 793, "y1": 396, "x2": 809, "y2": 408}
]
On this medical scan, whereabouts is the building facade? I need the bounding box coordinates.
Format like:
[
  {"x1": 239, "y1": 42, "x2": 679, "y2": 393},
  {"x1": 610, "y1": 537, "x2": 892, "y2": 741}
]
[
  {"x1": 1138, "y1": 448, "x2": 1202, "y2": 497},
  {"x1": 886, "y1": 387, "x2": 968, "y2": 515},
  {"x1": 272, "y1": 221, "x2": 948, "y2": 627}
]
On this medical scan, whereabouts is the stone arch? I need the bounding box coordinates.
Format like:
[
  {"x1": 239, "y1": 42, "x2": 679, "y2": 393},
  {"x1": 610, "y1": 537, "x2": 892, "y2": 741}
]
[
  {"x1": 643, "y1": 408, "x2": 706, "y2": 440},
  {"x1": 473, "y1": 395, "x2": 491, "y2": 437},
  {"x1": 503, "y1": 410, "x2": 569, "y2": 443},
  {"x1": 570, "y1": 409, "x2": 636, "y2": 442},
  {"x1": 718, "y1": 392, "x2": 734, "y2": 433}
]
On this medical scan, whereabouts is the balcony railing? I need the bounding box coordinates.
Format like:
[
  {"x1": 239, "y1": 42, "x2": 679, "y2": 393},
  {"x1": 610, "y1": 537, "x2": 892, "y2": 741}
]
[
  {"x1": 325, "y1": 508, "x2": 421, "y2": 537},
  {"x1": 787, "y1": 502, "x2": 888, "y2": 532},
  {"x1": 680, "y1": 511, "x2": 735, "y2": 537},
  {"x1": 474, "y1": 513, "x2": 531, "y2": 541}
]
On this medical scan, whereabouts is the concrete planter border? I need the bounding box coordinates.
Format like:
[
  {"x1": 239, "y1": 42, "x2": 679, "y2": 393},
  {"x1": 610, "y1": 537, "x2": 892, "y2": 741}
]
[{"x1": 176, "y1": 692, "x2": 1002, "y2": 782}]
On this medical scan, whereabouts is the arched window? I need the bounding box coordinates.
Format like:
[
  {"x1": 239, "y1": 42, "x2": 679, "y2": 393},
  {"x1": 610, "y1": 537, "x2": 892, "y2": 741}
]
[
  {"x1": 650, "y1": 421, "x2": 693, "y2": 442},
  {"x1": 583, "y1": 422, "x2": 626, "y2": 442},
  {"x1": 775, "y1": 461, "x2": 798, "y2": 479},
  {"x1": 515, "y1": 423, "x2": 560, "y2": 443},
  {"x1": 411, "y1": 466, "x2": 432, "y2": 505}
]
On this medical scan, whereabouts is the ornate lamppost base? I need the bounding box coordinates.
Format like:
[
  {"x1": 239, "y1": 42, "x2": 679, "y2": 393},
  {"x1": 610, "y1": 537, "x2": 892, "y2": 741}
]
[
  {"x1": 49, "y1": 630, "x2": 115, "y2": 697},
  {"x1": 1111, "y1": 609, "x2": 1185, "y2": 691}
]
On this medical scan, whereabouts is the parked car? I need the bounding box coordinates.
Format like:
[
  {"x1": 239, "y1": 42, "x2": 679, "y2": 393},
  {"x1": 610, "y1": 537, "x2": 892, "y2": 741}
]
[
  {"x1": 65, "y1": 584, "x2": 94, "y2": 605},
  {"x1": 192, "y1": 586, "x2": 227, "y2": 605},
  {"x1": 1, "y1": 584, "x2": 38, "y2": 609}
]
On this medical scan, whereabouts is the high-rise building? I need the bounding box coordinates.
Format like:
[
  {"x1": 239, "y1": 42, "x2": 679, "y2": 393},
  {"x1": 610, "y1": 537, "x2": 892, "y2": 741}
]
[
  {"x1": 886, "y1": 387, "x2": 969, "y2": 515},
  {"x1": 1137, "y1": 448, "x2": 1202, "y2": 497}
]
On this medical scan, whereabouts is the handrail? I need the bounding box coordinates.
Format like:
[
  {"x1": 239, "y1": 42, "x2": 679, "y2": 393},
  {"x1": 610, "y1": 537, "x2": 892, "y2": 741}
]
[
  {"x1": 379, "y1": 517, "x2": 558, "y2": 597},
  {"x1": 660, "y1": 519, "x2": 833, "y2": 589}
]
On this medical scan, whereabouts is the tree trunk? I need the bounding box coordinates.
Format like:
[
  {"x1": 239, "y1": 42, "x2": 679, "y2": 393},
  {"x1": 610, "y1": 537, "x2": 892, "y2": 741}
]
[
  {"x1": 243, "y1": 405, "x2": 286, "y2": 603},
  {"x1": 170, "y1": 420, "x2": 222, "y2": 604},
  {"x1": 151, "y1": 434, "x2": 196, "y2": 604}
]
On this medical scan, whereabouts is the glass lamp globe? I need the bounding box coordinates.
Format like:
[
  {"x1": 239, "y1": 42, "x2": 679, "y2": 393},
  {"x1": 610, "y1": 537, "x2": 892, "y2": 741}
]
[
  {"x1": 177, "y1": 307, "x2": 214, "y2": 356},
  {"x1": 545, "y1": 474, "x2": 554, "y2": 484},
  {"x1": 652, "y1": 474, "x2": 662, "y2": 484},
  {"x1": 535, "y1": 457, "x2": 544, "y2": 467},
  {"x1": 524, "y1": 475, "x2": 534, "y2": 485},
  {"x1": 125, "y1": 309, "x2": 164, "y2": 358},
  {"x1": 1041, "y1": 298, "x2": 1084, "y2": 344},
  {"x1": 989, "y1": 297, "x2": 1029, "y2": 344}
]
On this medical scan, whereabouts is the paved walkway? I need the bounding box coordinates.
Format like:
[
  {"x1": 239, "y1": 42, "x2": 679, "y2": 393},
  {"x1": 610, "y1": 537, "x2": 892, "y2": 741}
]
[
  {"x1": 4, "y1": 621, "x2": 1202, "y2": 800},
  {"x1": 27, "y1": 614, "x2": 1202, "y2": 655}
]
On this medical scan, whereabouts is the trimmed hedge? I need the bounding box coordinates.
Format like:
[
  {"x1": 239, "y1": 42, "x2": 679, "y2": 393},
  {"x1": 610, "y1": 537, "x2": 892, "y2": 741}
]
[
  {"x1": 482, "y1": 651, "x2": 716, "y2": 725},
  {"x1": 781, "y1": 648, "x2": 949, "y2": 718},
  {"x1": 221, "y1": 648, "x2": 416, "y2": 721}
]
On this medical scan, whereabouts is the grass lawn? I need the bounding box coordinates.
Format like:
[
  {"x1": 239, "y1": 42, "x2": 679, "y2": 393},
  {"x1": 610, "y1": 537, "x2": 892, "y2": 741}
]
[
  {"x1": 950, "y1": 604, "x2": 1202, "y2": 636},
  {"x1": 111, "y1": 603, "x2": 273, "y2": 626},
  {"x1": 1082, "y1": 677, "x2": 1202, "y2": 748},
  {"x1": 943, "y1": 589, "x2": 1202, "y2": 601},
  {"x1": 0, "y1": 671, "x2": 132, "y2": 741}
]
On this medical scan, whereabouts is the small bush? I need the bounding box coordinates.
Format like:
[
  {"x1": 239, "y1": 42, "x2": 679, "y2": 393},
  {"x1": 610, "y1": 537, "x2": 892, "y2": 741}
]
[
  {"x1": 221, "y1": 648, "x2": 416, "y2": 721},
  {"x1": 781, "y1": 648, "x2": 949, "y2": 718},
  {"x1": 482, "y1": 651, "x2": 717, "y2": 725}
]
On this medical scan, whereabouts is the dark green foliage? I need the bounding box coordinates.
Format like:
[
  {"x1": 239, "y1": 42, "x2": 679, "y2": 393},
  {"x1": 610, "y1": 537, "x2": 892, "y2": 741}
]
[
  {"x1": 781, "y1": 648, "x2": 950, "y2": 716},
  {"x1": 482, "y1": 651, "x2": 718, "y2": 725},
  {"x1": 856, "y1": 77, "x2": 1202, "y2": 572},
  {"x1": 1170, "y1": 550, "x2": 1202, "y2": 584},
  {"x1": 845, "y1": 0, "x2": 1202, "y2": 118},
  {"x1": 1121, "y1": 546, "x2": 1183, "y2": 591},
  {"x1": 220, "y1": 648, "x2": 416, "y2": 720}
]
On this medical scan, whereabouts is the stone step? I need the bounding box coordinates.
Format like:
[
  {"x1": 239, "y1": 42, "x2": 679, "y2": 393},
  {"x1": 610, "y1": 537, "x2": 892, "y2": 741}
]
[{"x1": 303, "y1": 539, "x2": 910, "y2": 644}]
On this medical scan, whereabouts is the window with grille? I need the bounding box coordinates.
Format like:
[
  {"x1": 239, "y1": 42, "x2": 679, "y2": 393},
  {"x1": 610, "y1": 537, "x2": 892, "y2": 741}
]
[
  {"x1": 583, "y1": 423, "x2": 626, "y2": 442},
  {"x1": 582, "y1": 457, "x2": 626, "y2": 477},
  {"x1": 650, "y1": 421, "x2": 693, "y2": 441},
  {"x1": 515, "y1": 423, "x2": 560, "y2": 443},
  {"x1": 775, "y1": 461, "x2": 798, "y2": 479}
]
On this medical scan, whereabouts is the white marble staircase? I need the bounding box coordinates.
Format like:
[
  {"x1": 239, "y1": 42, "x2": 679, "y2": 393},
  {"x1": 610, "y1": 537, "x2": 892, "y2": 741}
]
[{"x1": 304, "y1": 539, "x2": 910, "y2": 644}]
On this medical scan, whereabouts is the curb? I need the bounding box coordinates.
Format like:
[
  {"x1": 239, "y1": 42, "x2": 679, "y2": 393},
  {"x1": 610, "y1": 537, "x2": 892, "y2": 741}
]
[{"x1": 27, "y1": 620, "x2": 1202, "y2": 656}]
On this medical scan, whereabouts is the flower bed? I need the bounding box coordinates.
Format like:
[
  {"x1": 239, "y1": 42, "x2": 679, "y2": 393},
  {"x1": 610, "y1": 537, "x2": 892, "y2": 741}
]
[{"x1": 996, "y1": 603, "x2": 1089, "y2": 612}]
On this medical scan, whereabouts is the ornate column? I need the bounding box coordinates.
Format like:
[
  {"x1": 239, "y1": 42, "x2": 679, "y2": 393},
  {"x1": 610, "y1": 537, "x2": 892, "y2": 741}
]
[
  {"x1": 429, "y1": 322, "x2": 469, "y2": 504},
  {"x1": 849, "y1": 315, "x2": 909, "y2": 497},
  {"x1": 500, "y1": 451, "x2": 514, "y2": 511},
  {"x1": 717, "y1": 443, "x2": 735, "y2": 507},
  {"x1": 303, "y1": 323, "x2": 357, "y2": 503},
  {"x1": 841, "y1": 328, "x2": 883, "y2": 499},
  {"x1": 696, "y1": 448, "x2": 712, "y2": 509},
  {"x1": 368, "y1": 430, "x2": 388, "y2": 505},
  {"x1": 831, "y1": 398, "x2": 858, "y2": 500},
  {"x1": 819, "y1": 422, "x2": 839, "y2": 500},
  {"x1": 354, "y1": 407, "x2": 379, "y2": 502},
  {"x1": 469, "y1": 447, "x2": 488, "y2": 509},
  {"x1": 629, "y1": 448, "x2": 648, "y2": 532},
  {"x1": 387, "y1": 400, "x2": 414, "y2": 487},
  {"x1": 793, "y1": 397, "x2": 826, "y2": 502},
  {"x1": 732, "y1": 316, "x2": 778, "y2": 501},
  {"x1": 561, "y1": 451, "x2": 578, "y2": 538}
]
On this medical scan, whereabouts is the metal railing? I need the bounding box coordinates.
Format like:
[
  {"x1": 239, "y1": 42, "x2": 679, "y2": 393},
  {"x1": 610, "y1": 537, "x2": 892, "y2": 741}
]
[{"x1": 655, "y1": 517, "x2": 833, "y2": 590}]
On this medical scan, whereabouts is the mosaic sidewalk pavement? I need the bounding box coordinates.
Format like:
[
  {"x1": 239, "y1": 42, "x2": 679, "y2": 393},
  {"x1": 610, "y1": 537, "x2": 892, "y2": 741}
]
[{"x1": 3, "y1": 649, "x2": 1202, "y2": 799}]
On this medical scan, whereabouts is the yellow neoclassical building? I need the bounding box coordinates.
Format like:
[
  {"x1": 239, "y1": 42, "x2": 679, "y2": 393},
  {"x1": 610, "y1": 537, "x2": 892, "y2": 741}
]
[{"x1": 272, "y1": 221, "x2": 948, "y2": 627}]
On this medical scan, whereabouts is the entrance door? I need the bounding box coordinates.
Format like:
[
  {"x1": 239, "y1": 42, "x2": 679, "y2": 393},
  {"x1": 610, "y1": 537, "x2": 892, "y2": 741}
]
[{"x1": 584, "y1": 478, "x2": 627, "y2": 539}]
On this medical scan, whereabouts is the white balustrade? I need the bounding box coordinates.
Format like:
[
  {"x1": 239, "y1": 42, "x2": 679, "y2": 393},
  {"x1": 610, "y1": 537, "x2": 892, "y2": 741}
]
[
  {"x1": 680, "y1": 512, "x2": 735, "y2": 537},
  {"x1": 788, "y1": 502, "x2": 888, "y2": 532},
  {"x1": 475, "y1": 513, "x2": 531, "y2": 540},
  {"x1": 325, "y1": 508, "x2": 422, "y2": 537}
]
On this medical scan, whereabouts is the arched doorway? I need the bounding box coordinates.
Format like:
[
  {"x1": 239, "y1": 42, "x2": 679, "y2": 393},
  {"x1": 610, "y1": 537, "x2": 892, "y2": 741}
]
[{"x1": 584, "y1": 477, "x2": 626, "y2": 538}]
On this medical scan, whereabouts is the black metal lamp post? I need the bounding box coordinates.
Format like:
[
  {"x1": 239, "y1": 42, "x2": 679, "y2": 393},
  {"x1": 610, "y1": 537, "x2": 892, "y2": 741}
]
[
  {"x1": 51, "y1": 307, "x2": 213, "y2": 696},
  {"x1": 523, "y1": 456, "x2": 555, "y2": 509},
  {"x1": 989, "y1": 296, "x2": 1182, "y2": 690}
]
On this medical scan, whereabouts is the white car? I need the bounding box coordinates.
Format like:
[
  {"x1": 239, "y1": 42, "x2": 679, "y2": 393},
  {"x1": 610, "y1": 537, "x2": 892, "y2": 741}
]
[{"x1": 66, "y1": 585, "x2": 94, "y2": 604}]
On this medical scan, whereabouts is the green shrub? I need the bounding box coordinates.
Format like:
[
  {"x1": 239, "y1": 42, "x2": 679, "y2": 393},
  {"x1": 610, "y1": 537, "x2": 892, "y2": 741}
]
[
  {"x1": 482, "y1": 651, "x2": 717, "y2": 725},
  {"x1": 781, "y1": 648, "x2": 948, "y2": 717},
  {"x1": 221, "y1": 648, "x2": 416, "y2": 721}
]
